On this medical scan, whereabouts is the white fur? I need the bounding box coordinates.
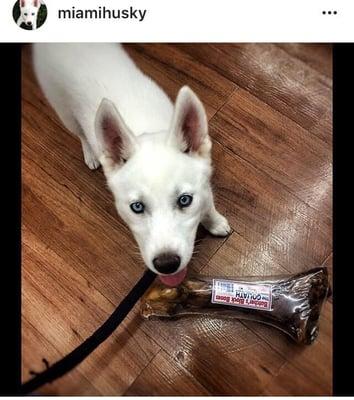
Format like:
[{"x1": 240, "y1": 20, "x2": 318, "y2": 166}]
[
  {"x1": 17, "y1": 0, "x2": 40, "y2": 30},
  {"x1": 32, "y1": 43, "x2": 230, "y2": 276}
]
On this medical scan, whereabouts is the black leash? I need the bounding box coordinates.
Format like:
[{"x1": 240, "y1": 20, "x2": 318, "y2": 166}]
[{"x1": 21, "y1": 269, "x2": 156, "y2": 395}]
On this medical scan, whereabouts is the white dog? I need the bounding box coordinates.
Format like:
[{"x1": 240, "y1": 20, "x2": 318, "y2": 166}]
[
  {"x1": 17, "y1": 0, "x2": 41, "y2": 30},
  {"x1": 32, "y1": 44, "x2": 230, "y2": 286}
]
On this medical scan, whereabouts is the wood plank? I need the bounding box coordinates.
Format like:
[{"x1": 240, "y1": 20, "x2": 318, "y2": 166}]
[
  {"x1": 125, "y1": 43, "x2": 238, "y2": 120},
  {"x1": 276, "y1": 44, "x2": 332, "y2": 79},
  {"x1": 209, "y1": 88, "x2": 332, "y2": 215},
  {"x1": 322, "y1": 253, "x2": 333, "y2": 303},
  {"x1": 22, "y1": 318, "x2": 101, "y2": 395},
  {"x1": 125, "y1": 350, "x2": 210, "y2": 395},
  {"x1": 208, "y1": 142, "x2": 332, "y2": 273},
  {"x1": 175, "y1": 44, "x2": 331, "y2": 131},
  {"x1": 22, "y1": 164, "x2": 141, "y2": 300},
  {"x1": 263, "y1": 362, "x2": 330, "y2": 395},
  {"x1": 22, "y1": 232, "x2": 160, "y2": 395},
  {"x1": 254, "y1": 302, "x2": 332, "y2": 395},
  {"x1": 134, "y1": 314, "x2": 286, "y2": 395},
  {"x1": 309, "y1": 109, "x2": 332, "y2": 145}
]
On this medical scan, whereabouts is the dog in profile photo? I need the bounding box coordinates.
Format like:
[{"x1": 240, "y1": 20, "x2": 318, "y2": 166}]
[{"x1": 17, "y1": 0, "x2": 42, "y2": 30}]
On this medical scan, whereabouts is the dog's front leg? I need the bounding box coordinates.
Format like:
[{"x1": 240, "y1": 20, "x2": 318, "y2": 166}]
[
  {"x1": 17, "y1": 16, "x2": 24, "y2": 26},
  {"x1": 201, "y1": 187, "x2": 231, "y2": 237}
]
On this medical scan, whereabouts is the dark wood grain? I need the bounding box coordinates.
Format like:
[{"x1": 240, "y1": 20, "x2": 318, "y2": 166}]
[
  {"x1": 22, "y1": 318, "x2": 101, "y2": 395},
  {"x1": 276, "y1": 44, "x2": 332, "y2": 79},
  {"x1": 125, "y1": 350, "x2": 211, "y2": 396},
  {"x1": 22, "y1": 43, "x2": 332, "y2": 395},
  {"x1": 125, "y1": 43, "x2": 238, "y2": 120},
  {"x1": 22, "y1": 228, "x2": 160, "y2": 395},
  {"x1": 209, "y1": 89, "x2": 332, "y2": 215},
  {"x1": 209, "y1": 143, "x2": 332, "y2": 274},
  {"x1": 175, "y1": 44, "x2": 332, "y2": 132}
]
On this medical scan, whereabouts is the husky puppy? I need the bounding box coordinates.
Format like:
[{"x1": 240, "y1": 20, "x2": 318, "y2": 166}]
[
  {"x1": 17, "y1": 0, "x2": 40, "y2": 30},
  {"x1": 32, "y1": 44, "x2": 230, "y2": 286}
]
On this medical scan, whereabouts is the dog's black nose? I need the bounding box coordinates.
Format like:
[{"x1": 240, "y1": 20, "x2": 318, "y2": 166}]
[
  {"x1": 153, "y1": 253, "x2": 181, "y2": 274},
  {"x1": 26, "y1": 22, "x2": 32, "y2": 25}
]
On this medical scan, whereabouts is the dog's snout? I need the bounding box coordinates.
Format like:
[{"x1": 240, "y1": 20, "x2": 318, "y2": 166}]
[
  {"x1": 153, "y1": 253, "x2": 181, "y2": 274},
  {"x1": 26, "y1": 21, "x2": 32, "y2": 25}
]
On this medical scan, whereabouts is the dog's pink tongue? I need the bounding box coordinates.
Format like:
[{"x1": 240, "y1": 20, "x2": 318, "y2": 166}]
[{"x1": 159, "y1": 268, "x2": 187, "y2": 287}]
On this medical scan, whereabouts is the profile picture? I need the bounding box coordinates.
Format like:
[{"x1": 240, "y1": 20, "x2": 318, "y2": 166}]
[{"x1": 13, "y1": 0, "x2": 47, "y2": 30}]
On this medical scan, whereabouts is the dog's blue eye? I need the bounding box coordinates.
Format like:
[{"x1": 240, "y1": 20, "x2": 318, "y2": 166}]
[
  {"x1": 31, "y1": 12, "x2": 35, "y2": 15},
  {"x1": 177, "y1": 194, "x2": 193, "y2": 208},
  {"x1": 130, "y1": 202, "x2": 145, "y2": 214}
]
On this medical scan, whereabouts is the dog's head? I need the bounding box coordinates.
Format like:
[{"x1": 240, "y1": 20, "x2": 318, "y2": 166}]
[
  {"x1": 95, "y1": 86, "x2": 212, "y2": 285},
  {"x1": 19, "y1": 0, "x2": 39, "y2": 27}
]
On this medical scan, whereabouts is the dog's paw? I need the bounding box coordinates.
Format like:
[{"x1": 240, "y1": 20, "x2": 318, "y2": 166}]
[
  {"x1": 83, "y1": 152, "x2": 101, "y2": 170},
  {"x1": 204, "y1": 212, "x2": 231, "y2": 237},
  {"x1": 85, "y1": 157, "x2": 100, "y2": 170},
  {"x1": 81, "y1": 140, "x2": 101, "y2": 170}
]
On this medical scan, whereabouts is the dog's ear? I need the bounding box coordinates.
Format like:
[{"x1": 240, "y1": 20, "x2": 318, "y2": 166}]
[
  {"x1": 33, "y1": 0, "x2": 39, "y2": 7},
  {"x1": 20, "y1": 0, "x2": 25, "y2": 7},
  {"x1": 169, "y1": 86, "x2": 211, "y2": 158},
  {"x1": 95, "y1": 98, "x2": 138, "y2": 172}
]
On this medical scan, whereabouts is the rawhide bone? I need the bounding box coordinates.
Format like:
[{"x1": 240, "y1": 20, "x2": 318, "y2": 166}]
[{"x1": 141, "y1": 267, "x2": 330, "y2": 344}]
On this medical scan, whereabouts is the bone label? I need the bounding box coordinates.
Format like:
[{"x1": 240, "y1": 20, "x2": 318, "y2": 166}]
[{"x1": 212, "y1": 279, "x2": 272, "y2": 311}]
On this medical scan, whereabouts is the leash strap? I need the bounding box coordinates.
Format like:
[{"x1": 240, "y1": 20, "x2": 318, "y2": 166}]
[{"x1": 21, "y1": 269, "x2": 156, "y2": 394}]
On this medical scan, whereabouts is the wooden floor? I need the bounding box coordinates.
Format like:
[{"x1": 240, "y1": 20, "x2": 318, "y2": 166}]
[{"x1": 22, "y1": 44, "x2": 333, "y2": 395}]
